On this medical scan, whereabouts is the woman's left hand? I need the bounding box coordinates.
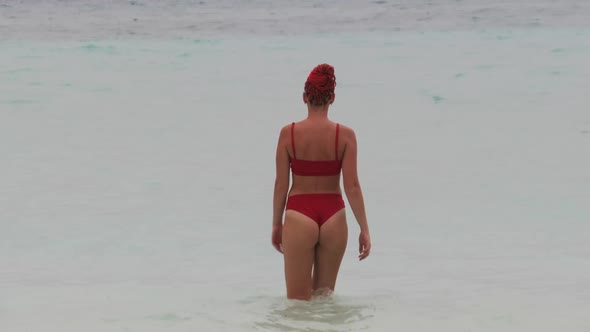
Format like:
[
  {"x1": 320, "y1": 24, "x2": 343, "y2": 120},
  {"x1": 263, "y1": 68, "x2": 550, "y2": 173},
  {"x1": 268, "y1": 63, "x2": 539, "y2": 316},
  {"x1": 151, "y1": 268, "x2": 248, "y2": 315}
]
[{"x1": 272, "y1": 223, "x2": 283, "y2": 254}]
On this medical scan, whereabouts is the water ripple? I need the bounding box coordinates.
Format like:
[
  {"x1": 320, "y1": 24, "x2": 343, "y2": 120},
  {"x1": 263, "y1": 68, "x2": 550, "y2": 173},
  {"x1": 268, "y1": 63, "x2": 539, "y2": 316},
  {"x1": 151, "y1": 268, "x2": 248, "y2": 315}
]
[{"x1": 251, "y1": 295, "x2": 376, "y2": 332}]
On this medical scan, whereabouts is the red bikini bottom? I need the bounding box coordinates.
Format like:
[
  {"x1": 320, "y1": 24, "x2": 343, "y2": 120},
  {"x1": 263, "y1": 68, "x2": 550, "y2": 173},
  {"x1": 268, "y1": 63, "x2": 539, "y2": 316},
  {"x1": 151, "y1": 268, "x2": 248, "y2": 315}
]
[{"x1": 285, "y1": 193, "x2": 345, "y2": 226}]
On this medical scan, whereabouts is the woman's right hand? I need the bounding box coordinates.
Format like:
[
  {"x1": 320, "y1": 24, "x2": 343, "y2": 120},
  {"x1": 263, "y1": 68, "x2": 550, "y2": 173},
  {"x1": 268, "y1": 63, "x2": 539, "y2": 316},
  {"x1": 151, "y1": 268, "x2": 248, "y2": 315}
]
[
  {"x1": 358, "y1": 231, "x2": 371, "y2": 260},
  {"x1": 272, "y1": 223, "x2": 283, "y2": 254}
]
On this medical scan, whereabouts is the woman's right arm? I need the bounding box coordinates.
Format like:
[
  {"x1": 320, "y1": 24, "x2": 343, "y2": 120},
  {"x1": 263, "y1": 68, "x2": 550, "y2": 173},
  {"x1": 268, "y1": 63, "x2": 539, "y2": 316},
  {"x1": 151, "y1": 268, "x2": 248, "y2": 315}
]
[{"x1": 341, "y1": 126, "x2": 371, "y2": 260}]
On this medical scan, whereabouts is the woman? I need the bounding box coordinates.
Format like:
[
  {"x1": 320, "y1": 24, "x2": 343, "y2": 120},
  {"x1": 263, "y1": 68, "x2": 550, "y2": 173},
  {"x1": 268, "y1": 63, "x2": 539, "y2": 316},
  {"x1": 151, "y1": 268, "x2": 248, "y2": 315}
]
[{"x1": 272, "y1": 63, "x2": 371, "y2": 301}]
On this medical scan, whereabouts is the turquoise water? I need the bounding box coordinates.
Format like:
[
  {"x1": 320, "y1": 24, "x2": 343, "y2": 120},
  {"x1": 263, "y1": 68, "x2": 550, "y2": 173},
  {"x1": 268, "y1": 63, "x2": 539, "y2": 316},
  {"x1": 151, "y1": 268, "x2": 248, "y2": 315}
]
[{"x1": 1, "y1": 1, "x2": 590, "y2": 331}]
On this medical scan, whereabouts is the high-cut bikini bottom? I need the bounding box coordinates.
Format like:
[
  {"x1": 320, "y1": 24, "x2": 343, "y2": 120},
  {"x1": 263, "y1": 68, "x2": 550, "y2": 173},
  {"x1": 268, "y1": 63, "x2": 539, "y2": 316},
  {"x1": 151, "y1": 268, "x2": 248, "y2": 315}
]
[{"x1": 285, "y1": 193, "x2": 345, "y2": 226}]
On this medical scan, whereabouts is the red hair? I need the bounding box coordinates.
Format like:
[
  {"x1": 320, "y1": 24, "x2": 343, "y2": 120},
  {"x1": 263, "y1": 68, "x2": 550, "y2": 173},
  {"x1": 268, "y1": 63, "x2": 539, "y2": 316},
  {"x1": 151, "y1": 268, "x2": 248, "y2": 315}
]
[{"x1": 304, "y1": 63, "x2": 336, "y2": 106}]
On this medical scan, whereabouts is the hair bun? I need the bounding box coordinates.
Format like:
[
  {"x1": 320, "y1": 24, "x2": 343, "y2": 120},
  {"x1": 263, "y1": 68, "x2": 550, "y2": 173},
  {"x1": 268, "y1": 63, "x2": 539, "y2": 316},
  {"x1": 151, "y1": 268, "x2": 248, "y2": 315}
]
[
  {"x1": 304, "y1": 64, "x2": 336, "y2": 106},
  {"x1": 312, "y1": 63, "x2": 335, "y2": 78}
]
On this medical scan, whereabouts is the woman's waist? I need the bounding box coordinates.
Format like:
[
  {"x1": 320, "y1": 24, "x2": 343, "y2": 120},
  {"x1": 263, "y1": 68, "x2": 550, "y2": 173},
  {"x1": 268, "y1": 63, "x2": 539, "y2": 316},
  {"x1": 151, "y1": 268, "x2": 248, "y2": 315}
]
[{"x1": 288, "y1": 188, "x2": 342, "y2": 198}]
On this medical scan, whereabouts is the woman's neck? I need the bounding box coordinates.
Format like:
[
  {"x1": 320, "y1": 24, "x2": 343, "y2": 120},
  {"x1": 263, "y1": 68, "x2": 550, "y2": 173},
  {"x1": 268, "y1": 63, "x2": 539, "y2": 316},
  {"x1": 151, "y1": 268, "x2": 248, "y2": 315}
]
[{"x1": 306, "y1": 104, "x2": 330, "y2": 120}]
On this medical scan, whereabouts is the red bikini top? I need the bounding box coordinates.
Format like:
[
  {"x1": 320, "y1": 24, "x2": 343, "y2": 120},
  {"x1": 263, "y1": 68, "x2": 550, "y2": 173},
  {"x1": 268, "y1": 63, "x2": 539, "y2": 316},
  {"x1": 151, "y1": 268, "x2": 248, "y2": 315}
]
[{"x1": 290, "y1": 122, "x2": 342, "y2": 176}]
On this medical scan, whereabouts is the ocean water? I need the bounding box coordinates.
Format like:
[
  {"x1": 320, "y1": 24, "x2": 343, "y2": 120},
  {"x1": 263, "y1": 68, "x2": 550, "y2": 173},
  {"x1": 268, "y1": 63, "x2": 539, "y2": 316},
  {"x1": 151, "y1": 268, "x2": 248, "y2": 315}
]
[{"x1": 1, "y1": 1, "x2": 589, "y2": 331}]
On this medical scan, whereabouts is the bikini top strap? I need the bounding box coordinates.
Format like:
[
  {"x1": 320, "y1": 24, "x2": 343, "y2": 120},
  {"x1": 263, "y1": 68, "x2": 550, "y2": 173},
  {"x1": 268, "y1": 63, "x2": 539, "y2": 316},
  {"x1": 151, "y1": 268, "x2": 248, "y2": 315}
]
[
  {"x1": 335, "y1": 123, "x2": 340, "y2": 160},
  {"x1": 291, "y1": 122, "x2": 297, "y2": 159}
]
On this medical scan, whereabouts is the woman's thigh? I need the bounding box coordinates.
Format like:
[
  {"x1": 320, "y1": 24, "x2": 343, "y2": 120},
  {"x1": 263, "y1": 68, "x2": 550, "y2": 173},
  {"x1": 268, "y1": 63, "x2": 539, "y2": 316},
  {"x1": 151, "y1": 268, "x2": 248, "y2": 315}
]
[
  {"x1": 282, "y1": 210, "x2": 319, "y2": 300},
  {"x1": 313, "y1": 209, "x2": 347, "y2": 293}
]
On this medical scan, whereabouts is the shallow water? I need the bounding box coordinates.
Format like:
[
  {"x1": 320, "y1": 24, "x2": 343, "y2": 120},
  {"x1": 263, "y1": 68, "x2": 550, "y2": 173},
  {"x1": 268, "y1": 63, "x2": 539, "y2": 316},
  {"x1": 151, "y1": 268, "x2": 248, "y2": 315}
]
[{"x1": 1, "y1": 1, "x2": 590, "y2": 331}]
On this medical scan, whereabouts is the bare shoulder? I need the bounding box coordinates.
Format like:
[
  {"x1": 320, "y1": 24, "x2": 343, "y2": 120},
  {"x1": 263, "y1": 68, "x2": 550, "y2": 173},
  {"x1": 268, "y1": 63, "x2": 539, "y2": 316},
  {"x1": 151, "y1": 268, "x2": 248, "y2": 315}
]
[
  {"x1": 337, "y1": 123, "x2": 357, "y2": 142},
  {"x1": 279, "y1": 123, "x2": 292, "y2": 137},
  {"x1": 276, "y1": 123, "x2": 293, "y2": 147}
]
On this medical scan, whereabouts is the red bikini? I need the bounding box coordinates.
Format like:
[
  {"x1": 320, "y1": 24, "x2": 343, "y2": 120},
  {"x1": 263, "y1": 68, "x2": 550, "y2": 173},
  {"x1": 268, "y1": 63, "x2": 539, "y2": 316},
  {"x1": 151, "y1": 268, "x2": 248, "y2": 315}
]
[
  {"x1": 290, "y1": 122, "x2": 342, "y2": 176},
  {"x1": 286, "y1": 122, "x2": 345, "y2": 226}
]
